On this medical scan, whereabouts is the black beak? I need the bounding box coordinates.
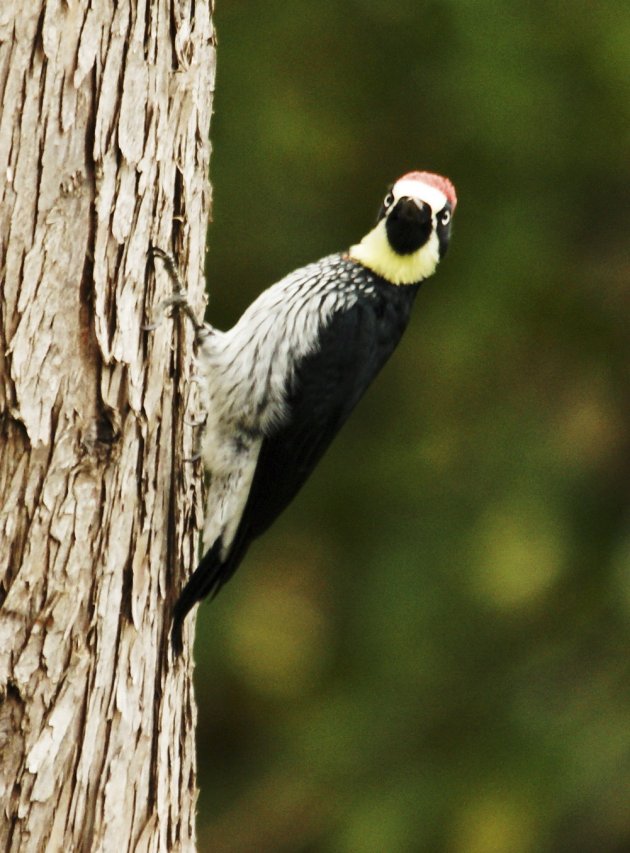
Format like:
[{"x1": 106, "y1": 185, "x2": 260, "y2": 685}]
[{"x1": 386, "y1": 197, "x2": 432, "y2": 255}]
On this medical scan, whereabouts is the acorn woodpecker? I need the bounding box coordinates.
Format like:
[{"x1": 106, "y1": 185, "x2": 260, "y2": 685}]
[{"x1": 158, "y1": 170, "x2": 457, "y2": 654}]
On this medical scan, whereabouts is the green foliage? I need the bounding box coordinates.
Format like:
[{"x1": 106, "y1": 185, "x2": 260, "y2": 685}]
[{"x1": 196, "y1": 2, "x2": 630, "y2": 850}]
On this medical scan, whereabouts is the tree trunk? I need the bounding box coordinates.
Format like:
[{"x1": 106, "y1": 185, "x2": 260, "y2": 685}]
[{"x1": 0, "y1": 2, "x2": 215, "y2": 849}]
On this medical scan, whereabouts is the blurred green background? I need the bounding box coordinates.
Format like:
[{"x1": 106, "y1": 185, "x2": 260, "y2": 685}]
[{"x1": 194, "y1": 2, "x2": 630, "y2": 851}]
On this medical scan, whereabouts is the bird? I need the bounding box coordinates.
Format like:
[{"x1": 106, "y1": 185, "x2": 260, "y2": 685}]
[{"x1": 156, "y1": 170, "x2": 457, "y2": 654}]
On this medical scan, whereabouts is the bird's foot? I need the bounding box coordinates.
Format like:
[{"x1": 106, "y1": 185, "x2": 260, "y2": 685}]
[
  {"x1": 185, "y1": 413, "x2": 208, "y2": 428},
  {"x1": 148, "y1": 246, "x2": 206, "y2": 336}
]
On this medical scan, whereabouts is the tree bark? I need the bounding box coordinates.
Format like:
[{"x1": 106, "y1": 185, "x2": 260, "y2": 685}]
[{"x1": 0, "y1": 1, "x2": 215, "y2": 849}]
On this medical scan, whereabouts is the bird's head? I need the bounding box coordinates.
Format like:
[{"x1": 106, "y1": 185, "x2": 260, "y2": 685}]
[{"x1": 349, "y1": 171, "x2": 457, "y2": 285}]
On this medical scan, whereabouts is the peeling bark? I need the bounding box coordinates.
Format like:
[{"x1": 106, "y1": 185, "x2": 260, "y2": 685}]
[{"x1": 0, "y1": 1, "x2": 215, "y2": 849}]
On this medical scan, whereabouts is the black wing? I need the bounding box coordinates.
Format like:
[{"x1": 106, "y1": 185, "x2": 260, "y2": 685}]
[{"x1": 233, "y1": 286, "x2": 417, "y2": 550}]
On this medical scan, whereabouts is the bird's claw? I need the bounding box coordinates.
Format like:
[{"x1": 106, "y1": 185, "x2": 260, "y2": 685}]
[
  {"x1": 185, "y1": 414, "x2": 208, "y2": 428},
  {"x1": 148, "y1": 246, "x2": 204, "y2": 333}
]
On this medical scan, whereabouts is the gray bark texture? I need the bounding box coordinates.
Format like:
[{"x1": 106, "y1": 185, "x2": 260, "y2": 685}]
[{"x1": 0, "y1": 1, "x2": 215, "y2": 850}]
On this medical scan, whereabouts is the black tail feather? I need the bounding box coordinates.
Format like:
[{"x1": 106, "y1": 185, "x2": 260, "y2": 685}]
[{"x1": 170, "y1": 536, "x2": 249, "y2": 656}]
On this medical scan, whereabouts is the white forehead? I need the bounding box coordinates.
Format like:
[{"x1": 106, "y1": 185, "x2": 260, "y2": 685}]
[{"x1": 393, "y1": 178, "x2": 447, "y2": 213}]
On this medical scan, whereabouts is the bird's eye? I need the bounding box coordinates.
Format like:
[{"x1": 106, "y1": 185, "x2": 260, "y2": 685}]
[
  {"x1": 383, "y1": 192, "x2": 395, "y2": 208},
  {"x1": 439, "y1": 209, "x2": 451, "y2": 226}
]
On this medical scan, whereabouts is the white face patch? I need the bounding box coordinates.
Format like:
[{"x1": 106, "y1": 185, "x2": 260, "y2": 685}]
[{"x1": 390, "y1": 179, "x2": 448, "y2": 216}]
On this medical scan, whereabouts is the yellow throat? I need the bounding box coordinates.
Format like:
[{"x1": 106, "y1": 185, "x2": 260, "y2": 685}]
[{"x1": 348, "y1": 219, "x2": 441, "y2": 286}]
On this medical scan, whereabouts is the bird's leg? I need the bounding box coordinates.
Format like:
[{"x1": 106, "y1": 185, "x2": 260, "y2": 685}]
[
  {"x1": 147, "y1": 246, "x2": 207, "y2": 337},
  {"x1": 149, "y1": 247, "x2": 210, "y2": 461},
  {"x1": 184, "y1": 411, "x2": 207, "y2": 462},
  {"x1": 185, "y1": 373, "x2": 209, "y2": 451}
]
